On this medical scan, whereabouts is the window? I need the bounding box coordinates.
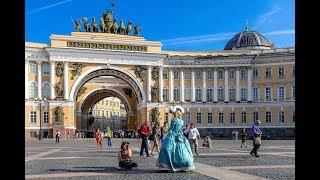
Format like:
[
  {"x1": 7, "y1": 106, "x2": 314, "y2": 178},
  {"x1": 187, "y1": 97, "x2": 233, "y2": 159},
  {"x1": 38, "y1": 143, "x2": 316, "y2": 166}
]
[
  {"x1": 102, "y1": 110, "x2": 105, "y2": 117},
  {"x1": 253, "y1": 87, "x2": 259, "y2": 102},
  {"x1": 42, "y1": 83, "x2": 50, "y2": 99},
  {"x1": 185, "y1": 87, "x2": 191, "y2": 101},
  {"x1": 218, "y1": 70, "x2": 223, "y2": 79},
  {"x1": 163, "y1": 70, "x2": 168, "y2": 79},
  {"x1": 185, "y1": 112, "x2": 191, "y2": 124},
  {"x1": 43, "y1": 112, "x2": 49, "y2": 123},
  {"x1": 97, "y1": 110, "x2": 100, "y2": 117},
  {"x1": 163, "y1": 88, "x2": 168, "y2": 101},
  {"x1": 278, "y1": 86, "x2": 285, "y2": 101},
  {"x1": 165, "y1": 113, "x2": 168, "y2": 122},
  {"x1": 229, "y1": 87, "x2": 235, "y2": 101},
  {"x1": 218, "y1": 86, "x2": 224, "y2": 101},
  {"x1": 207, "y1": 113, "x2": 213, "y2": 123},
  {"x1": 230, "y1": 112, "x2": 236, "y2": 123},
  {"x1": 254, "y1": 112, "x2": 259, "y2": 122},
  {"x1": 266, "y1": 111, "x2": 272, "y2": 123},
  {"x1": 241, "y1": 112, "x2": 247, "y2": 123},
  {"x1": 196, "y1": 113, "x2": 202, "y2": 123},
  {"x1": 292, "y1": 111, "x2": 295, "y2": 122},
  {"x1": 253, "y1": 68, "x2": 259, "y2": 78},
  {"x1": 292, "y1": 86, "x2": 295, "y2": 100},
  {"x1": 174, "y1": 70, "x2": 179, "y2": 79},
  {"x1": 207, "y1": 70, "x2": 213, "y2": 79},
  {"x1": 278, "y1": 67, "x2": 285, "y2": 77},
  {"x1": 292, "y1": 66, "x2": 295, "y2": 77},
  {"x1": 30, "y1": 111, "x2": 36, "y2": 123},
  {"x1": 43, "y1": 64, "x2": 50, "y2": 76},
  {"x1": 195, "y1": 87, "x2": 202, "y2": 101},
  {"x1": 30, "y1": 82, "x2": 37, "y2": 98},
  {"x1": 29, "y1": 63, "x2": 37, "y2": 74},
  {"x1": 229, "y1": 70, "x2": 235, "y2": 79},
  {"x1": 265, "y1": 67, "x2": 272, "y2": 78},
  {"x1": 241, "y1": 87, "x2": 247, "y2": 101},
  {"x1": 218, "y1": 112, "x2": 224, "y2": 123},
  {"x1": 184, "y1": 70, "x2": 191, "y2": 79},
  {"x1": 240, "y1": 69, "x2": 247, "y2": 79},
  {"x1": 195, "y1": 70, "x2": 201, "y2": 80},
  {"x1": 265, "y1": 87, "x2": 271, "y2": 101},
  {"x1": 206, "y1": 88, "x2": 213, "y2": 101},
  {"x1": 174, "y1": 87, "x2": 180, "y2": 101},
  {"x1": 279, "y1": 111, "x2": 285, "y2": 123}
]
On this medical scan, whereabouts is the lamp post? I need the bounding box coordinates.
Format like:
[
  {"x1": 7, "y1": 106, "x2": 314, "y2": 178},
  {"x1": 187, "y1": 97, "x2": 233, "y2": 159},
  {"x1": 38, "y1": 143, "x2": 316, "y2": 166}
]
[{"x1": 35, "y1": 97, "x2": 48, "y2": 140}]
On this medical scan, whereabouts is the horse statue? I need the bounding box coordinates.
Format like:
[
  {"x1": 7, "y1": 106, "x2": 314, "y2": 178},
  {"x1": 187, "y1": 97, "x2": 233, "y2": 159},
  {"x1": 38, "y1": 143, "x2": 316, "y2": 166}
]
[
  {"x1": 118, "y1": 20, "x2": 126, "y2": 35},
  {"x1": 125, "y1": 21, "x2": 133, "y2": 35},
  {"x1": 110, "y1": 18, "x2": 118, "y2": 34},
  {"x1": 82, "y1": 17, "x2": 91, "y2": 32},
  {"x1": 91, "y1": 17, "x2": 98, "y2": 32},
  {"x1": 100, "y1": 17, "x2": 106, "y2": 32},
  {"x1": 103, "y1": 10, "x2": 113, "y2": 33},
  {"x1": 74, "y1": 19, "x2": 81, "y2": 32},
  {"x1": 133, "y1": 25, "x2": 141, "y2": 36}
]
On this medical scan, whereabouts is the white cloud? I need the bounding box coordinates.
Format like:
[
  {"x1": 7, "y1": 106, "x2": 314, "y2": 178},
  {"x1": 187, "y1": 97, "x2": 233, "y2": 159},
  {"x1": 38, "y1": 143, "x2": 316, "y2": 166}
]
[
  {"x1": 263, "y1": 29, "x2": 295, "y2": 36},
  {"x1": 27, "y1": 0, "x2": 73, "y2": 15}
]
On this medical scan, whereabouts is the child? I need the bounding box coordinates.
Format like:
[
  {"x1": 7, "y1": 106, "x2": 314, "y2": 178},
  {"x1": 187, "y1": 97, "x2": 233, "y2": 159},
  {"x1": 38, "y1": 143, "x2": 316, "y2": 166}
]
[
  {"x1": 202, "y1": 136, "x2": 212, "y2": 149},
  {"x1": 118, "y1": 141, "x2": 138, "y2": 170}
]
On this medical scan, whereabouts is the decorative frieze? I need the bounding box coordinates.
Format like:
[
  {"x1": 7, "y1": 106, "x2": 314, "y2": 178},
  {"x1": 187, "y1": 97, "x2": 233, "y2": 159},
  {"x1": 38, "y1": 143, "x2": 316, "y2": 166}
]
[{"x1": 67, "y1": 41, "x2": 147, "y2": 52}]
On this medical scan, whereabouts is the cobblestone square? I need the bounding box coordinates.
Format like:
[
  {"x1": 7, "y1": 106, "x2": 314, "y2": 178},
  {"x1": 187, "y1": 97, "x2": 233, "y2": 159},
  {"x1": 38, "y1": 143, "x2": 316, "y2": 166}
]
[{"x1": 25, "y1": 139, "x2": 294, "y2": 179}]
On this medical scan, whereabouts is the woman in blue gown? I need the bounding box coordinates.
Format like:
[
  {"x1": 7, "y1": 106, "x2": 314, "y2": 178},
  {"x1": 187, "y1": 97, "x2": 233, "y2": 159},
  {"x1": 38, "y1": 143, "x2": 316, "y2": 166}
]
[{"x1": 156, "y1": 106, "x2": 195, "y2": 172}]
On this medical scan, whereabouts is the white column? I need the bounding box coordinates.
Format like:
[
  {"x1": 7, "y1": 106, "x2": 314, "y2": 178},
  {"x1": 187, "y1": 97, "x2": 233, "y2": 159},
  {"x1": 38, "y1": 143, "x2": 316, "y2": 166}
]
[
  {"x1": 50, "y1": 61, "x2": 56, "y2": 100},
  {"x1": 224, "y1": 68, "x2": 229, "y2": 102},
  {"x1": 247, "y1": 67, "x2": 253, "y2": 102},
  {"x1": 202, "y1": 69, "x2": 207, "y2": 102},
  {"x1": 236, "y1": 67, "x2": 240, "y2": 102},
  {"x1": 158, "y1": 66, "x2": 163, "y2": 102},
  {"x1": 169, "y1": 68, "x2": 174, "y2": 102},
  {"x1": 37, "y1": 61, "x2": 42, "y2": 99},
  {"x1": 147, "y1": 66, "x2": 152, "y2": 102},
  {"x1": 63, "y1": 61, "x2": 69, "y2": 100},
  {"x1": 191, "y1": 69, "x2": 195, "y2": 102},
  {"x1": 213, "y1": 68, "x2": 218, "y2": 102},
  {"x1": 25, "y1": 60, "x2": 29, "y2": 99},
  {"x1": 180, "y1": 69, "x2": 185, "y2": 102}
]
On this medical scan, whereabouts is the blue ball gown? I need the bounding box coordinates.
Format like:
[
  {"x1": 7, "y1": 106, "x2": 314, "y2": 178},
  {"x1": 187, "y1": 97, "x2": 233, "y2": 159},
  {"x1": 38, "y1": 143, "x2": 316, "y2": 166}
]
[{"x1": 156, "y1": 118, "x2": 195, "y2": 171}]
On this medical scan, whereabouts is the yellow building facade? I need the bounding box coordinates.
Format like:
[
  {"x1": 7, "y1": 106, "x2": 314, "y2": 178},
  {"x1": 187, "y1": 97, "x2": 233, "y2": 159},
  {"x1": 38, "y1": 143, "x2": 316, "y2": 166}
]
[{"x1": 25, "y1": 18, "x2": 294, "y2": 139}]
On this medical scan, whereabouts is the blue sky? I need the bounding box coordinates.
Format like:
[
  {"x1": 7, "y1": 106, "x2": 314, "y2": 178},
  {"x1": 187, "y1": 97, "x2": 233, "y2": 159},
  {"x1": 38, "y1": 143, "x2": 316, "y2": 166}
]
[{"x1": 26, "y1": 0, "x2": 295, "y2": 51}]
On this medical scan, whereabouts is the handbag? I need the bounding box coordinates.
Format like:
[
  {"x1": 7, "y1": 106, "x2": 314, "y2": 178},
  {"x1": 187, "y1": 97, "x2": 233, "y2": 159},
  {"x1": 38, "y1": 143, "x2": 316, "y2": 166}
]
[{"x1": 253, "y1": 136, "x2": 261, "y2": 145}]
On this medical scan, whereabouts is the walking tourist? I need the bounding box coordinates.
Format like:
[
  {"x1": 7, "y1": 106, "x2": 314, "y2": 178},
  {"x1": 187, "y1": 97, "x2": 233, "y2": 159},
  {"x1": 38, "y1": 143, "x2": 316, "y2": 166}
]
[
  {"x1": 105, "y1": 127, "x2": 113, "y2": 147},
  {"x1": 240, "y1": 128, "x2": 248, "y2": 148},
  {"x1": 250, "y1": 120, "x2": 262, "y2": 157},
  {"x1": 157, "y1": 106, "x2": 195, "y2": 172},
  {"x1": 150, "y1": 122, "x2": 161, "y2": 156},
  {"x1": 139, "y1": 121, "x2": 151, "y2": 156},
  {"x1": 95, "y1": 128, "x2": 102, "y2": 149},
  {"x1": 188, "y1": 123, "x2": 200, "y2": 156},
  {"x1": 118, "y1": 141, "x2": 138, "y2": 170},
  {"x1": 55, "y1": 130, "x2": 60, "y2": 143}
]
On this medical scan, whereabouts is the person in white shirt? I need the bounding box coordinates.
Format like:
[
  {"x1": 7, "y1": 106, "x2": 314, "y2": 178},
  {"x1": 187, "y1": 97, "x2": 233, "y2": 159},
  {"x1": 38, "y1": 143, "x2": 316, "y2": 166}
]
[{"x1": 188, "y1": 123, "x2": 200, "y2": 155}]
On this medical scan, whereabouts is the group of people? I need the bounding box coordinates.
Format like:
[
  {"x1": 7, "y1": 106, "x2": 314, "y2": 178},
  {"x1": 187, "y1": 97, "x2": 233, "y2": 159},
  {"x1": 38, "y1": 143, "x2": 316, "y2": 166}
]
[
  {"x1": 94, "y1": 127, "x2": 113, "y2": 149},
  {"x1": 92, "y1": 105, "x2": 263, "y2": 172}
]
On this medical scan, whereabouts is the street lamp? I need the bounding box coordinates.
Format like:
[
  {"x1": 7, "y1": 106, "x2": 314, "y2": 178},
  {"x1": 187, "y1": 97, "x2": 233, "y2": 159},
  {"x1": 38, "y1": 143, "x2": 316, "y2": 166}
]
[{"x1": 35, "y1": 97, "x2": 48, "y2": 140}]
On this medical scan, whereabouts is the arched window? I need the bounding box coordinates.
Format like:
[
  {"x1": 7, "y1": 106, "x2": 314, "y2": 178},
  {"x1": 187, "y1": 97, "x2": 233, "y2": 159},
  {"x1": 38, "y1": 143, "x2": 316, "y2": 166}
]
[
  {"x1": 241, "y1": 86, "x2": 247, "y2": 101},
  {"x1": 206, "y1": 86, "x2": 213, "y2": 101},
  {"x1": 101, "y1": 110, "x2": 105, "y2": 117},
  {"x1": 218, "y1": 86, "x2": 224, "y2": 101},
  {"x1": 30, "y1": 82, "x2": 37, "y2": 98},
  {"x1": 42, "y1": 82, "x2": 50, "y2": 99},
  {"x1": 97, "y1": 110, "x2": 100, "y2": 117}
]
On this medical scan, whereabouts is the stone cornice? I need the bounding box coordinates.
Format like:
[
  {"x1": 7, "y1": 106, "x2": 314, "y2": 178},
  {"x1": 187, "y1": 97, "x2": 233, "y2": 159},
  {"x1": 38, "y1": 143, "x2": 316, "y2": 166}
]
[
  {"x1": 25, "y1": 47, "x2": 49, "y2": 61},
  {"x1": 45, "y1": 47, "x2": 167, "y2": 66}
]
